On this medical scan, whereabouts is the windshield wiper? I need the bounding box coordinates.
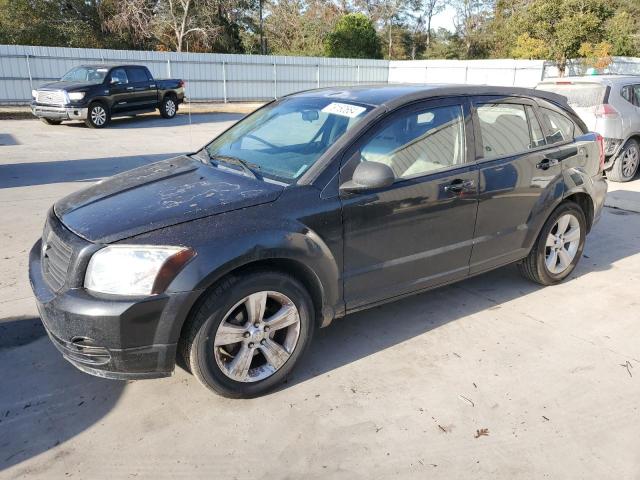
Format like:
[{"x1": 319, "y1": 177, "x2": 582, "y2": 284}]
[{"x1": 205, "y1": 151, "x2": 263, "y2": 180}]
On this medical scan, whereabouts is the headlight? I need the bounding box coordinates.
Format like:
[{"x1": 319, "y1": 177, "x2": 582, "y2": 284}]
[
  {"x1": 31, "y1": 89, "x2": 37, "y2": 99},
  {"x1": 68, "y1": 92, "x2": 85, "y2": 101},
  {"x1": 85, "y1": 245, "x2": 195, "y2": 295}
]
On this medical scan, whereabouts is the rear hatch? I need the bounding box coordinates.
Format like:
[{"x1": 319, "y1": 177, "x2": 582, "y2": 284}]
[{"x1": 535, "y1": 81, "x2": 619, "y2": 135}]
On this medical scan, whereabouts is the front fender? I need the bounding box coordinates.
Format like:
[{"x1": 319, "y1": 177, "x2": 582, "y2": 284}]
[{"x1": 126, "y1": 199, "x2": 343, "y2": 331}]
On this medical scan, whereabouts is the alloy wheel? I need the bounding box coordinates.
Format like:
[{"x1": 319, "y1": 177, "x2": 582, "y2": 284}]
[
  {"x1": 621, "y1": 144, "x2": 639, "y2": 178},
  {"x1": 91, "y1": 106, "x2": 106, "y2": 126},
  {"x1": 165, "y1": 99, "x2": 176, "y2": 117},
  {"x1": 213, "y1": 291, "x2": 301, "y2": 383},
  {"x1": 545, "y1": 213, "x2": 581, "y2": 274}
]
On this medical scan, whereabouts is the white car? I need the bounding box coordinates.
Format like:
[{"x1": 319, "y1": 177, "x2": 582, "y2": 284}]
[{"x1": 537, "y1": 75, "x2": 640, "y2": 182}]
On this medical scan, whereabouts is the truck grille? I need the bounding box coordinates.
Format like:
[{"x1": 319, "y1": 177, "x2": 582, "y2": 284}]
[
  {"x1": 36, "y1": 90, "x2": 65, "y2": 105},
  {"x1": 42, "y1": 222, "x2": 74, "y2": 292}
]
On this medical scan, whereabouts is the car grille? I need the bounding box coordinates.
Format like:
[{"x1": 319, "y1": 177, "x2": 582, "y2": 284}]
[
  {"x1": 36, "y1": 90, "x2": 65, "y2": 105},
  {"x1": 42, "y1": 221, "x2": 74, "y2": 292}
]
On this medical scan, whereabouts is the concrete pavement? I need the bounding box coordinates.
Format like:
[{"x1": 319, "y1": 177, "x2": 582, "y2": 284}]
[{"x1": 1, "y1": 115, "x2": 639, "y2": 479}]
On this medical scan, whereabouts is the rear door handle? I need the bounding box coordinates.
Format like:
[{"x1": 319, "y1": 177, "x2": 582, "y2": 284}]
[
  {"x1": 126, "y1": 86, "x2": 134, "y2": 90},
  {"x1": 444, "y1": 178, "x2": 475, "y2": 194},
  {"x1": 536, "y1": 158, "x2": 559, "y2": 170}
]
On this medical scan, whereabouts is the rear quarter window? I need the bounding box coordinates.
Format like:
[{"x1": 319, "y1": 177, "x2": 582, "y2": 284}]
[{"x1": 539, "y1": 108, "x2": 577, "y2": 144}]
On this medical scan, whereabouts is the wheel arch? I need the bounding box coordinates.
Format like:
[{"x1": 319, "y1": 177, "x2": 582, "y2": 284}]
[
  {"x1": 174, "y1": 256, "x2": 331, "y2": 366},
  {"x1": 563, "y1": 191, "x2": 594, "y2": 233}
]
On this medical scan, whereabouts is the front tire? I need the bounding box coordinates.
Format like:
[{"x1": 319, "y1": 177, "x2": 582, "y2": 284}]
[
  {"x1": 608, "y1": 139, "x2": 639, "y2": 182},
  {"x1": 40, "y1": 118, "x2": 61, "y2": 125},
  {"x1": 518, "y1": 201, "x2": 586, "y2": 286},
  {"x1": 85, "y1": 102, "x2": 110, "y2": 129},
  {"x1": 180, "y1": 271, "x2": 314, "y2": 398},
  {"x1": 160, "y1": 96, "x2": 177, "y2": 119}
]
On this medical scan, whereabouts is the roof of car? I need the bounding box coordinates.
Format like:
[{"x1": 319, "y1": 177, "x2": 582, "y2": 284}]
[
  {"x1": 77, "y1": 64, "x2": 146, "y2": 70},
  {"x1": 290, "y1": 83, "x2": 568, "y2": 108}
]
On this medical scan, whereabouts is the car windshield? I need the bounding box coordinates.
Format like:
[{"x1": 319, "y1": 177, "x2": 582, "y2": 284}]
[
  {"x1": 205, "y1": 97, "x2": 372, "y2": 183},
  {"x1": 61, "y1": 66, "x2": 109, "y2": 84},
  {"x1": 536, "y1": 82, "x2": 607, "y2": 108}
]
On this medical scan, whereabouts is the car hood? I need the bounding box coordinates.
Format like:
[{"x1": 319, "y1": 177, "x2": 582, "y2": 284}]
[
  {"x1": 38, "y1": 81, "x2": 96, "y2": 91},
  {"x1": 54, "y1": 155, "x2": 284, "y2": 243}
]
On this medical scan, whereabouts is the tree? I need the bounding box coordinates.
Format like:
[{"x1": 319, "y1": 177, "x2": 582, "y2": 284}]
[
  {"x1": 325, "y1": 12, "x2": 383, "y2": 58},
  {"x1": 265, "y1": 0, "x2": 340, "y2": 56},
  {"x1": 497, "y1": 0, "x2": 615, "y2": 74},
  {"x1": 452, "y1": 0, "x2": 492, "y2": 58},
  {"x1": 421, "y1": 0, "x2": 444, "y2": 49},
  {"x1": 606, "y1": 10, "x2": 639, "y2": 56},
  {"x1": 511, "y1": 32, "x2": 549, "y2": 59}
]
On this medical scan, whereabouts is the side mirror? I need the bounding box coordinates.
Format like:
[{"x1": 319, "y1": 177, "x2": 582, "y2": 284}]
[
  {"x1": 110, "y1": 78, "x2": 120, "y2": 85},
  {"x1": 340, "y1": 161, "x2": 395, "y2": 193}
]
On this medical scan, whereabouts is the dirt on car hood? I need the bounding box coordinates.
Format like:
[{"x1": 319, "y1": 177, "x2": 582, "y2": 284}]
[{"x1": 55, "y1": 155, "x2": 284, "y2": 243}]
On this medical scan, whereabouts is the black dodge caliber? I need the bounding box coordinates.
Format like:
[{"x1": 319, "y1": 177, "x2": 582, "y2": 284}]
[{"x1": 29, "y1": 85, "x2": 607, "y2": 397}]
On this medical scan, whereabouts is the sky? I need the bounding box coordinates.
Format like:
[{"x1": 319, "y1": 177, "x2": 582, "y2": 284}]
[{"x1": 429, "y1": 5, "x2": 457, "y2": 32}]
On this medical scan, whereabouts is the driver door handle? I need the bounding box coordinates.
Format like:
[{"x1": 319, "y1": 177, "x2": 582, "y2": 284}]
[
  {"x1": 536, "y1": 158, "x2": 559, "y2": 170},
  {"x1": 126, "y1": 86, "x2": 134, "y2": 90},
  {"x1": 444, "y1": 178, "x2": 475, "y2": 194}
]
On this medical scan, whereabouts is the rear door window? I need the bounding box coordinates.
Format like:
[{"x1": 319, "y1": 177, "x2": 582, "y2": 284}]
[
  {"x1": 539, "y1": 108, "x2": 575, "y2": 144},
  {"x1": 632, "y1": 86, "x2": 640, "y2": 107},
  {"x1": 525, "y1": 106, "x2": 546, "y2": 148},
  {"x1": 126, "y1": 67, "x2": 149, "y2": 83},
  {"x1": 476, "y1": 103, "x2": 537, "y2": 160}
]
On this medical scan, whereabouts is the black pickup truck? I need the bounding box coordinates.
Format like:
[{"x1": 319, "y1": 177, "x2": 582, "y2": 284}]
[{"x1": 31, "y1": 64, "x2": 185, "y2": 128}]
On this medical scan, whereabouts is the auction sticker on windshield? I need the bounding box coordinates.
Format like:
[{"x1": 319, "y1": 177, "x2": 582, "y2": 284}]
[{"x1": 321, "y1": 102, "x2": 367, "y2": 118}]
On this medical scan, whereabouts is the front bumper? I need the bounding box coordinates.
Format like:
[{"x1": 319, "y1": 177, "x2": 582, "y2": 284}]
[
  {"x1": 31, "y1": 103, "x2": 88, "y2": 121},
  {"x1": 28, "y1": 238, "x2": 202, "y2": 380}
]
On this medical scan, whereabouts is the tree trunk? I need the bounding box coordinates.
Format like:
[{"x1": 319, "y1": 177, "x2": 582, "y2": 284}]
[
  {"x1": 388, "y1": 22, "x2": 392, "y2": 59},
  {"x1": 426, "y1": 16, "x2": 432, "y2": 49}
]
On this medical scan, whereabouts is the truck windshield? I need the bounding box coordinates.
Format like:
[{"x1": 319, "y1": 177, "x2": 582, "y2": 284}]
[
  {"x1": 205, "y1": 97, "x2": 372, "y2": 183},
  {"x1": 61, "y1": 66, "x2": 109, "y2": 84}
]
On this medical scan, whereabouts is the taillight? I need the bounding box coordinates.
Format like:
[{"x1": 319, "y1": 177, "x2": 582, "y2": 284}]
[
  {"x1": 595, "y1": 133, "x2": 605, "y2": 172},
  {"x1": 594, "y1": 104, "x2": 619, "y2": 118}
]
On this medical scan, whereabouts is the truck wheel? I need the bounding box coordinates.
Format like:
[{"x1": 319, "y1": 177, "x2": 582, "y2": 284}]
[
  {"x1": 607, "y1": 139, "x2": 639, "y2": 182},
  {"x1": 85, "y1": 102, "x2": 110, "y2": 129},
  {"x1": 518, "y1": 201, "x2": 586, "y2": 286},
  {"x1": 180, "y1": 271, "x2": 315, "y2": 398},
  {"x1": 160, "y1": 96, "x2": 177, "y2": 119},
  {"x1": 40, "y1": 118, "x2": 62, "y2": 126}
]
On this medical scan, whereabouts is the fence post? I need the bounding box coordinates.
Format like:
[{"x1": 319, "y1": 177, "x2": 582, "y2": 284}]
[
  {"x1": 316, "y1": 64, "x2": 320, "y2": 88},
  {"x1": 512, "y1": 66, "x2": 517, "y2": 86},
  {"x1": 464, "y1": 66, "x2": 468, "y2": 83},
  {"x1": 357, "y1": 64, "x2": 360, "y2": 84},
  {"x1": 273, "y1": 62, "x2": 277, "y2": 99},
  {"x1": 222, "y1": 61, "x2": 227, "y2": 103},
  {"x1": 167, "y1": 59, "x2": 171, "y2": 77},
  {"x1": 25, "y1": 54, "x2": 33, "y2": 92}
]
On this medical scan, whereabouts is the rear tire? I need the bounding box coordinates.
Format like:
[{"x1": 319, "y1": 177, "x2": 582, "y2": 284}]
[
  {"x1": 180, "y1": 271, "x2": 314, "y2": 398},
  {"x1": 518, "y1": 201, "x2": 586, "y2": 286},
  {"x1": 40, "y1": 118, "x2": 61, "y2": 125},
  {"x1": 607, "y1": 139, "x2": 639, "y2": 182},
  {"x1": 84, "y1": 102, "x2": 110, "y2": 129},
  {"x1": 160, "y1": 96, "x2": 177, "y2": 119}
]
